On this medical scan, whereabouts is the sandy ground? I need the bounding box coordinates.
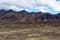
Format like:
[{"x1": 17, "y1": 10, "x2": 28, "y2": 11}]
[{"x1": 0, "y1": 23, "x2": 60, "y2": 40}]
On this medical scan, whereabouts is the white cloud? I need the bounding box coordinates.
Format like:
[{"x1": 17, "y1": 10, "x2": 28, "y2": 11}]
[
  {"x1": 9, "y1": 6, "x2": 23, "y2": 11},
  {"x1": 0, "y1": 0, "x2": 60, "y2": 13},
  {"x1": 35, "y1": 0, "x2": 60, "y2": 11},
  {"x1": 35, "y1": 6, "x2": 48, "y2": 12}
]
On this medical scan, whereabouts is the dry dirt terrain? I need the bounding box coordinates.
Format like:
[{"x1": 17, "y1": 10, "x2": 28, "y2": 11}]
[{"x1": 0, "y1": 23, "x2": 60, "y2": 40}]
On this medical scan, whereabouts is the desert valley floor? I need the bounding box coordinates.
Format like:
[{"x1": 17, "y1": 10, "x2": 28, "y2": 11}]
[{"x1": 0, "y1": 23, "x2": 60, "y2": 40}]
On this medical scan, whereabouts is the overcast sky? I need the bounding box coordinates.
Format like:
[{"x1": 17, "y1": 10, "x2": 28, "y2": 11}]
[{"x1": 0, "y1": 0, "x2": 60, "y2": 14}]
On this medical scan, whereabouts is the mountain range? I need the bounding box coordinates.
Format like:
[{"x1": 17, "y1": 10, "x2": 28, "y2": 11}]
[{"x1": 0, "y1": 9, "x2": 60, "y2": 23}]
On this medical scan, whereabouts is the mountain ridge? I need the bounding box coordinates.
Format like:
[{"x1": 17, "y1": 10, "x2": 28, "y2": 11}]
[{"x1": 0, "y1": 9, "x2": 60, "y2": 23}]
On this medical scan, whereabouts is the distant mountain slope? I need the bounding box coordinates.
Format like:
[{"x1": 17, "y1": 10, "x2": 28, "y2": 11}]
[{"x1": 0, "y1": 9, "x2": 60, "y2": 23}]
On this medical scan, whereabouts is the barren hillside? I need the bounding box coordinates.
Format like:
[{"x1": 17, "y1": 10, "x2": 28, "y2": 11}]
[{"x1": 0, "y1": 9, "x2": 60, "y2": 40}]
